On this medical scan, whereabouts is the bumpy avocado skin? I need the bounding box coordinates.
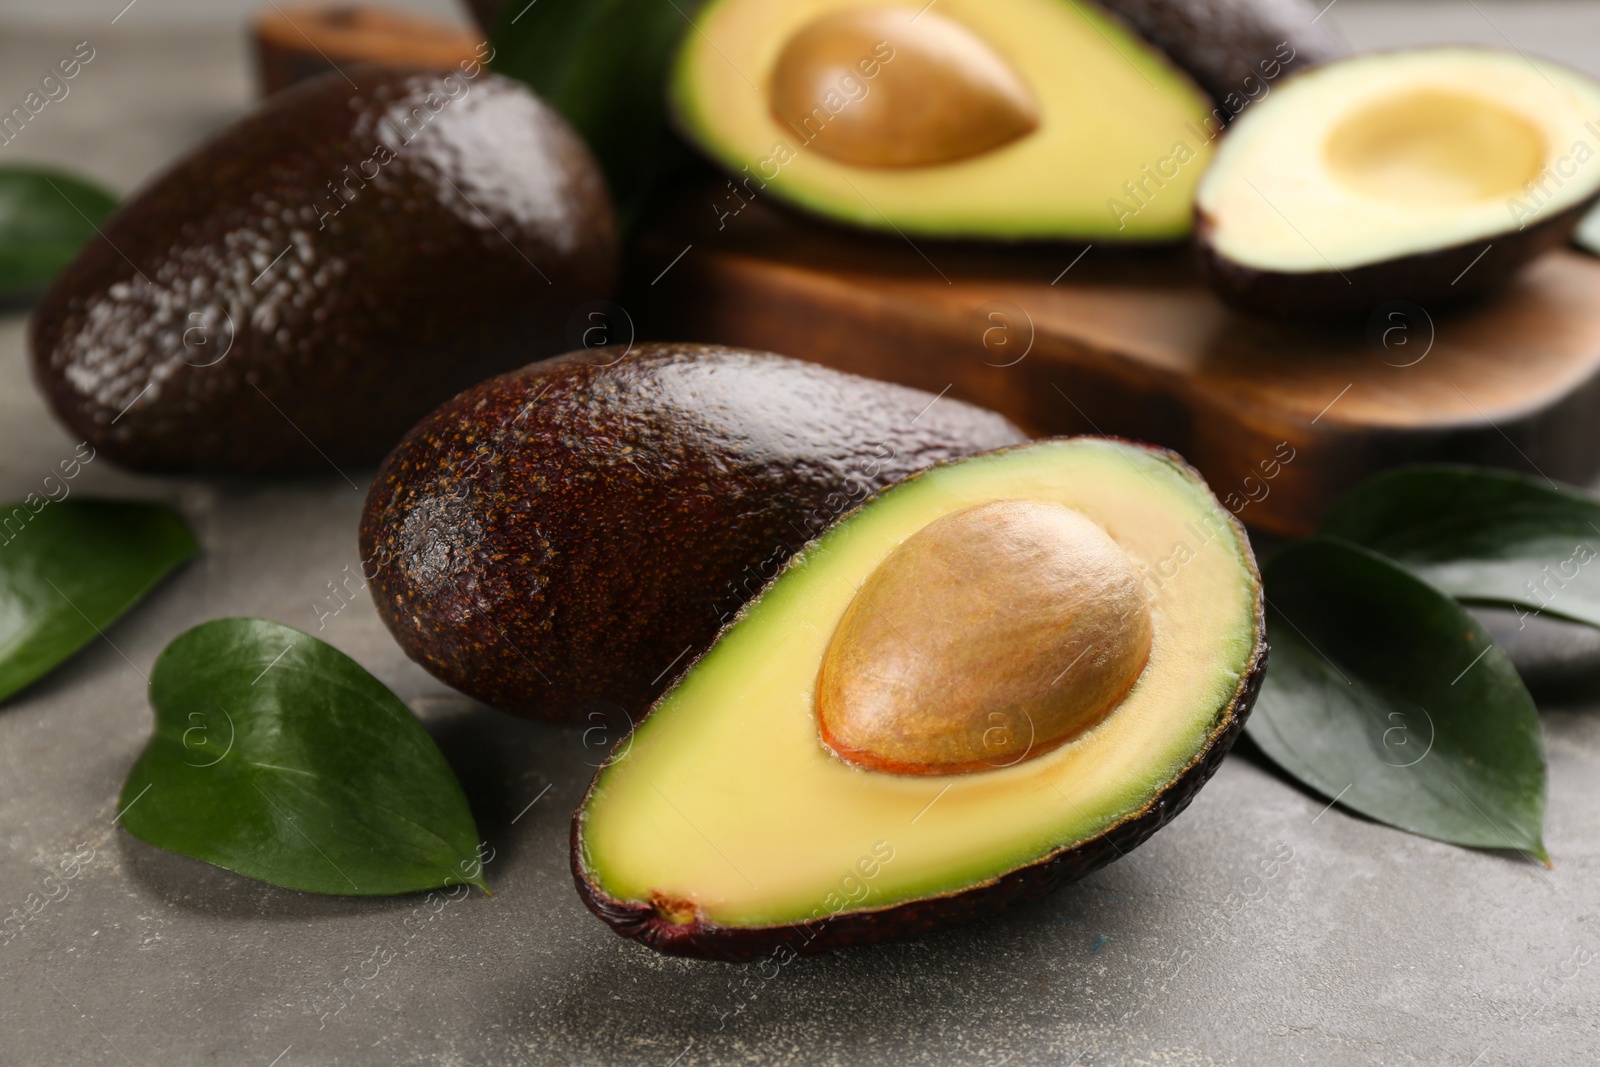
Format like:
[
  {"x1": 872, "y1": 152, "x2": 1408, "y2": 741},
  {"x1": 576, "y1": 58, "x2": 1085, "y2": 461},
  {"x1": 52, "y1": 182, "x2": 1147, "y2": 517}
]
[
  {"x1": 1198, "y1": 199, "x2": 1597, "y2": 320},
  {"x1": 572, "y1": 439, "x2": 1266, "y2": 961},
  {"x1": 30, "y1": 65, "x2": 618, "y2": 472},
  {"x1": 359, "y1": 343, "x2": 1027, "y2": 723},
  {"x1": 1097, "y1": 0, "x2": 1346, "y2": 108}
]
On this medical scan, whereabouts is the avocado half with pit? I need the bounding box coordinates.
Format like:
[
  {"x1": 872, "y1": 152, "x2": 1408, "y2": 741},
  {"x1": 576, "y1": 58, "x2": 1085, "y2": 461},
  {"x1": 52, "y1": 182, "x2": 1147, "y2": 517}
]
[
  {"x1": 669, "y1": 0, "x2": 1340, "y2": 241},
  {"x1": 574, "y1": 438, "x2": 1265, "y2": 959},
  {"x1": 1197, "y1": 48, "x2": 1600, "y2": 319}
]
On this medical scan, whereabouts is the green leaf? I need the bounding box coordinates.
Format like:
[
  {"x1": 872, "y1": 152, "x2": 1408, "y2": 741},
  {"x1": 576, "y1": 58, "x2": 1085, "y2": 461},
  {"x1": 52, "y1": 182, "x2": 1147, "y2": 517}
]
[
  {"x1": 1246, "y1": 537, "x2": 1547, "y2": 859},
  {"x1": 0, "y1": 498, "x2": 197, "y2": 704},
  {"x1": 1320, "y1": 464, "x2": 1600, "y2": 629},
  {"x1": 490, "y1": 0, "x2": 701, "y2": 225},
  {"x1": 0, "y1": 166, "x2": 117, "y2": 296},
  {"x1": 120, "y1": 618, "x2": 489, "y2": 896}
]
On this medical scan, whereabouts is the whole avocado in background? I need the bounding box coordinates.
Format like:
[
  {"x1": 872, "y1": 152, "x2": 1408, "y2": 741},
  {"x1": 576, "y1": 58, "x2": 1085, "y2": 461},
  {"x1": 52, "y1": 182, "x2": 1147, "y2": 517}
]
[
  {"x1": 31, "y1": 64, "x2": 618, "y2": 473},
  {"x1": 358, "y1": 343, "x2": 1028, "y2": 724}
]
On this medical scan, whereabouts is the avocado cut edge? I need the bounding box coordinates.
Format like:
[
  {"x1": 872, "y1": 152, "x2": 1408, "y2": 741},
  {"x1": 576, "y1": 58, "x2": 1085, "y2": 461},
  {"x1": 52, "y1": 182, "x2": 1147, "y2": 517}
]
[
  {"x1": 571, "y1": 660, "x2": 1262, "y2": 960},
  {"x1": 1194, "y1": 46, "x2": 1600, "y2": 319},
  {"x1": 1094, "y1": 0, "x2": 1347, "y2": 108},
  {"x1": 1197, "y1": 195, "x2": 1597, "y2": 320},
  {"x1": 570, "y1": 437, "x2": 1267, "y2": 961}
]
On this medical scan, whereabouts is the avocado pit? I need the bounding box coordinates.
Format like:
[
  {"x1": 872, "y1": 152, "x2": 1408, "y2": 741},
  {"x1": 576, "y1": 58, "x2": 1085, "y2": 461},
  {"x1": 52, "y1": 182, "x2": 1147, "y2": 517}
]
[
  {"x1": 817, "y1": 499, "x2": 1153, "y2": 775},
  {"x1": 768, "y1": 6, "x2": 1039, "y2": 168}
]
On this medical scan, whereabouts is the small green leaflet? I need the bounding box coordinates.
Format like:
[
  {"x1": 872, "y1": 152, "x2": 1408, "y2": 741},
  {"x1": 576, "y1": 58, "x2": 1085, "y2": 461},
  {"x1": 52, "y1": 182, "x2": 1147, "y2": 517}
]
[
  {"x1": 1246, "y1": 538, "x2": 1547, "y2": 860},
  {"x1": 491, "y1": 0, "x2": 700, "y2": 226},
  {"x1": 0, "y1": 498, "x2": 197, "y2": 704},
  {"x1": 0, "y1": 166, "x2": 117, "y2": 297},
  {"x1": 120, "y1": 618, "x2": 489, "y2": 896},
  {"x1": 1320, "y1": 464, "x2": 1600, "y2": 630}
]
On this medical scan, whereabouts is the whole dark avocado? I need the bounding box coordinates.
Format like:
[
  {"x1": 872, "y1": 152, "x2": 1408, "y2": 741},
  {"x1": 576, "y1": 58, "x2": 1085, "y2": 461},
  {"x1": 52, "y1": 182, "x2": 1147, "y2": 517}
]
[
  {"x1": 30, "y1": 64, "x2": 618, "y2": 473},
  {"x1": 358, "y1": 343, "x2": 1027, "y2": 723}
]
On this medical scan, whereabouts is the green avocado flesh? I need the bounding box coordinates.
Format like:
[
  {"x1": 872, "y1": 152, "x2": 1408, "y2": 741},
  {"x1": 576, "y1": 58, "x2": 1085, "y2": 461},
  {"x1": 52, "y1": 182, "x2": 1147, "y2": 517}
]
[
  {"x1": 670, "y1": 0, "x2": 1214, "y2": 240},
  {"x1": 578, "y1": 439, "x2": 1260, "y2": 928},
  {"x1": 1199, "y1": 48, "x2": 1600, "y2": 272}
]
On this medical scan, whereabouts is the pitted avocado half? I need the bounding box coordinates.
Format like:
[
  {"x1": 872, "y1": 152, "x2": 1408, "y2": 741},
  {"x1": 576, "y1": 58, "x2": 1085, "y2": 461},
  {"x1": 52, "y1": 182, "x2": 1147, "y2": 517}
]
[
  {"x1": 1198, "y1": 48, "x2": 1600, "y2": 317},
  {"x1": 575, "y1": 438, "x2": 1265, "y2": 959},
  {"x1": 669, "y1": 0, "x2": 1339, "y2": 241}
]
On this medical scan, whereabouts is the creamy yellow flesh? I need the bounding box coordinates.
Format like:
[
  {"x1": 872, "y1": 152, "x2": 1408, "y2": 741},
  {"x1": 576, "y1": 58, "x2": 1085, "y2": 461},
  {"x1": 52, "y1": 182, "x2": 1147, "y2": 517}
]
[
  {"x1": 580, "y1": 441, "x2": 1259, "y2": 928},
  {"x1": 671, "y1": 0, "x2": 1214, "y2": 239},
  {"x1": 1198, "y1": 48, "x2": 1600, "y2": 272}
]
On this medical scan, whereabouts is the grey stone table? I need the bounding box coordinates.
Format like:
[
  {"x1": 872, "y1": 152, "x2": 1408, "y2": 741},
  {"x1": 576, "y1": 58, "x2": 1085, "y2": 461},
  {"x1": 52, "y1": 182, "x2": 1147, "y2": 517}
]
[{"x1": 2, "y1": 4, "x2": 1599, "y2": 1064}]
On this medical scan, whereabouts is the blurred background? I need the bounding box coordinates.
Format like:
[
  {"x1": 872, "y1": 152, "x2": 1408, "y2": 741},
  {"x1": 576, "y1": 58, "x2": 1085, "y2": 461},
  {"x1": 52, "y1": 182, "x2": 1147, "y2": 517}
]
[{"x1": 0, "y1": 2, "x2": 1596, "y2": 201}]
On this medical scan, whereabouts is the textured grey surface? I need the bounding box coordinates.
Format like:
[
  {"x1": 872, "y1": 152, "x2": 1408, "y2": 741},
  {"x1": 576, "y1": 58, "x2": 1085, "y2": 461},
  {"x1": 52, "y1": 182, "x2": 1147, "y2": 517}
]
[{"x1": 2, "y1": 4, "x2": 1600, "y2": 1066}]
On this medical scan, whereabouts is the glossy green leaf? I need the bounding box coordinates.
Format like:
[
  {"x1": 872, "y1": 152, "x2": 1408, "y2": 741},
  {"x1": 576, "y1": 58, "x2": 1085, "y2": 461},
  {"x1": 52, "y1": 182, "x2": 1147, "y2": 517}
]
[
  {"x1": 1321, "y1": 464, "x2": 1600, "y2": 629},
  {"x1": 0, "y1": 498, "x2": 197, "y2": 704},
  {"x1": 490, "y1": 0, "x2": 700, "y2": 225},
  {"x1": 1246, "y1": 537, "x2": 1547, "y2": 859},
  {"x1": 120, "y1": 618, "x2": 488, "y2": 896},
  {"x1": 0, "y1": 166, "x2": 117, "y2": 296}
]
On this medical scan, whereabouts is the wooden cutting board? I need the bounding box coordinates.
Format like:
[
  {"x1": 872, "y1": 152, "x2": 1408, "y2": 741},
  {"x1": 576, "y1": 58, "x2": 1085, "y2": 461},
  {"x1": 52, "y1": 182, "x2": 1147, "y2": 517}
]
[{"x1": 627, "y1": 194, "x2": 1600, "y2": 536}]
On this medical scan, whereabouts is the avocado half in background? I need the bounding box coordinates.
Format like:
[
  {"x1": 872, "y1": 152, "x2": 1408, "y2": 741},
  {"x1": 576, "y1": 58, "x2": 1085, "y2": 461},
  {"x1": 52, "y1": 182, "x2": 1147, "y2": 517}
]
[
  {"x1": 359, "y1": 343, "x2": 1025, "y2": 723},
  {"x1": 31, "y1": 65, "x2": 618, "y2": 473},
  {"x1": 669, "y1": 0, "x2": 1342, "y2": 241},
  {"x1": 1197, "y1": 48, "x2": 1600, "y2": 319},
  {"x1": 574, "y1": 438, "x2": 1265, "y2": 959}
]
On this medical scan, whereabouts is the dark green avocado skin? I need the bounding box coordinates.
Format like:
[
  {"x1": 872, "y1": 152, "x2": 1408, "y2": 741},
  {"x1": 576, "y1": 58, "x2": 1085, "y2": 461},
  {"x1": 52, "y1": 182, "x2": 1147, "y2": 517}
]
[
  {"x1": 30, "y1": 65, "x2": 618, "y2": 472},
  {"x1": 576, "y1": 641, "x2": 1263, "y2": 960},
  {"x1": 1098, "y1": 0, "x2": 1346, "y2": 109},
  {"x1": 1198, "y1": 198, "x2": 1597, "y2": 320},
  {"x1": 358, "y1": 343, "x2": 1027, "y2": 723},
  {"x1": 572, "y1": 439, "x2": 1267, "y2": 961}
]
